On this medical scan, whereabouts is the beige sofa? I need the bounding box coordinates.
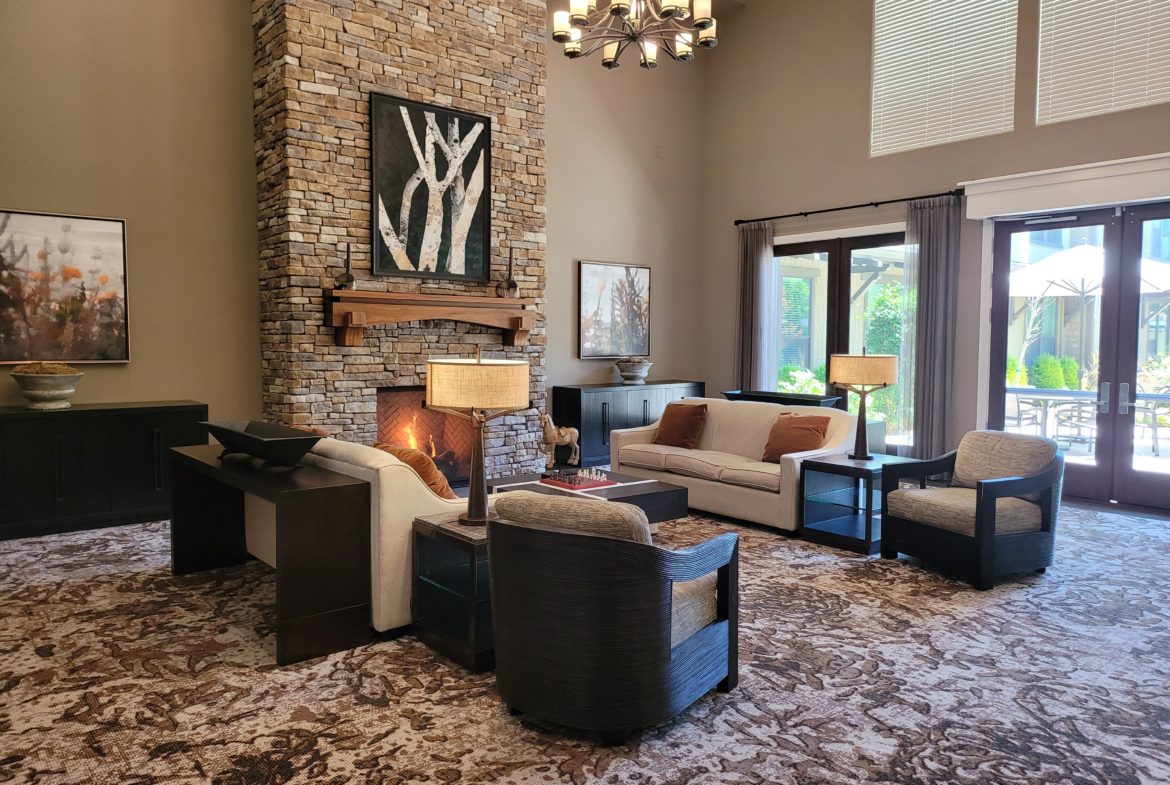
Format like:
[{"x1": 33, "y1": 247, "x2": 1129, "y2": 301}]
[
  {"x1": 245, "y1": 437, "x2": 468, "y2": 633},
  {"x1": 610, "y1": 397, "x2": 857, "y2": 531}
]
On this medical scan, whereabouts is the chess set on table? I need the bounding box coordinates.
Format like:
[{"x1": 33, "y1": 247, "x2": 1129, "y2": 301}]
[{"x1": 539, "y1": 468, "x2": 619, "y2": 491}]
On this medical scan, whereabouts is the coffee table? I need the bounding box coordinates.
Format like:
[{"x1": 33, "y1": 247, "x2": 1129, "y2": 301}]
[{"x1": 487, "y1": 469, "x2": 688, "y2": 524}]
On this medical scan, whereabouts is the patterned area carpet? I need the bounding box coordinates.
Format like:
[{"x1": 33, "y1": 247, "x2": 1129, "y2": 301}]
[{"x1": 2, "y1": 505, "x2": 1170, "y2": 784}]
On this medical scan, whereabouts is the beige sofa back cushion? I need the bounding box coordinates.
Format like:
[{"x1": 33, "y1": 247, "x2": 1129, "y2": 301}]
[
  {"x1": 668, "y1": 398, "x2": 854, "y2": 461},
  {"x1": 494, "y1": 490, "x2": 653, "y2": 545}
]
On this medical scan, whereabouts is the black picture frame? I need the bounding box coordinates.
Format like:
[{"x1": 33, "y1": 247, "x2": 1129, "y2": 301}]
[
  {"x1": 578, "y1": 260, "x2": 652, "y2": 359},
  {"x1": 370, "y1": 92, "x2": 491, "y2": 283},
  {"x1": 0, "y1": 208, "x2": 130, "y2": 364}
]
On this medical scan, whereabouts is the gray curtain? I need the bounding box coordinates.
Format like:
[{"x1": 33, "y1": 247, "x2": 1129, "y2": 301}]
[
  {"x1": 736, "y1": 221, "x2": 779, "y2": 391},
  {"x1": 907, "y1": 195, "x2": 962, "y2": 458}
]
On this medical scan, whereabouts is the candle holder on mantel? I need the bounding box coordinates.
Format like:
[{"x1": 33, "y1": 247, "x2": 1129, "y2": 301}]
[
  {"x1": 495, "y1": 248, "x2": 520, "y2": 299},
  {"x1": 334, "y1": 243, "x2": 355, "y2": 290}
]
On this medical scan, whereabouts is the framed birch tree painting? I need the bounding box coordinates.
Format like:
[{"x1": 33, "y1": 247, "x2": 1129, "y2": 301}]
[{"x1": 371, "y1": 93, "x2": 491, "y2": 282}]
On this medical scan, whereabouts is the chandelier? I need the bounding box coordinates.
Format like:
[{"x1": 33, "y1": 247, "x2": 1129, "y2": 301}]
[{"x1": 552, "y1": 1, "x2": 719, "y2": 70}]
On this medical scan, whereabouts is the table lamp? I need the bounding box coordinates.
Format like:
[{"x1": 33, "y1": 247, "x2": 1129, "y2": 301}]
[
  {"x1": 828, "y1": 351, "x2": 898, "y2": 461},
  {"x1": 426, "y1": 351, "x2": 530, "y2": 525}
]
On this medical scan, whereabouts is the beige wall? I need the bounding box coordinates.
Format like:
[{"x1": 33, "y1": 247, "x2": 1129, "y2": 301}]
[
  {"x1": 0, "y1": 0, "x2": 261, "y2": 418},
  {"x1": 545, "y1": 34, "x2": 708, "y2": 390},
  {"x1": 697, "y1": 0, "x2": 1170, "y2": 443}
]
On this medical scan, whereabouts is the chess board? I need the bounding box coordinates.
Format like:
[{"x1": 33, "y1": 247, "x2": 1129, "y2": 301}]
[{"x1": 539, "y1": 472, "x2": 618, "y2": 491}]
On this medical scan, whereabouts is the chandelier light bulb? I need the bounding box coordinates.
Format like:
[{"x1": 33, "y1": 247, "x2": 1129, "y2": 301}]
[
  {"x1": 610, "y1": 1, "x2": 631, "y2": 17},
  {"x1": 640, "y1": 40, "x2": 658, "y2": 69},
  {"x1": 692, "y1": 0, "x2": 713, "y2": 28},
  {"x1": 660, "y1": 0, "x2": 690, "y2": 20},
  {"x1": 565, "y1": 27, "x2": 584, "y2": 58},
  {"x1": 553, "y1": 10, "x2": 571, "y2": 42},
  {"x1": 675, "y1": 32, "x2": 694, "y2": 61},
  {"x1": 602, "y1": 41, "x2": 621, "y2": 69},
  {"x1": 569, "y1": 0, "x2": 589, "y2": 25},
  {"x1": 698, "y1": 19, "x2": 718, "y2": 47}
]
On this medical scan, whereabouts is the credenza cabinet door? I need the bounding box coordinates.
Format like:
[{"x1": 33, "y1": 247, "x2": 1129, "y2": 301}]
[
  {"x1": 1, "y1": 418, "x2": 111, "y2": 526},
  {"x1": 626, "y1": 388, "x2": 668, "y2": 428},
  {"x1": 580, "y1": 390, "x2": 627, "y2": 459},
  {"x1": 110, "y1": 412, "x2": 206, "y2": 514}
]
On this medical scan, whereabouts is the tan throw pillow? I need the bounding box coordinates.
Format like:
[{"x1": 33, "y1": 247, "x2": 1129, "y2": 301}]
[
  {"x1": 374, "y1": 443, "x2": 458, "y2": 500},
  {"x1": 493, "y1": 490, "x2": 652, "y2": 544},
  {"x1": 653, "y1": 403, "x2": 708, "y2": 449},
  {"x1": 763, "y1": 415, "x2": 831, "y2": 462}
]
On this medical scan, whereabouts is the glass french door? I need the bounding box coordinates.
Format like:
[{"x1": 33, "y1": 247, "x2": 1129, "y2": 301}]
[{"x1": 990, "y1": 201, "x2": 1170, "y2": 506}]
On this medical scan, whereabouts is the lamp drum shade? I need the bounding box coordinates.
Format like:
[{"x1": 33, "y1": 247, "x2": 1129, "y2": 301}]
[
  {"x1": 829, "y1": 354, "x2": 897, "y2": 387},
  {"x1": 426, "y1": 358, "x2": 530, "y2": 411}
]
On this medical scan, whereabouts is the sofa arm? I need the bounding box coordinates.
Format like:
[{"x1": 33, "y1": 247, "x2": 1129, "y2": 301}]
[{"x1": 610, "y1": 423, "x2": 658, "y2": 469}]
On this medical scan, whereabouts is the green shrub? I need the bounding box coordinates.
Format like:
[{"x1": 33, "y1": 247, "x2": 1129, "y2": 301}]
[
  {"x1": 813, "y1": 363, "x2": 826, "y2": 382},
  {"x1": 1029, "y1": 354, "x2": 1067, "y2": 390},
  {"x1": 1006, "y1": 355, "x2": 1020, "y2": 386},
  {"x1": 1059, "y1": 356, "x2": 1080, "y2": 390}
]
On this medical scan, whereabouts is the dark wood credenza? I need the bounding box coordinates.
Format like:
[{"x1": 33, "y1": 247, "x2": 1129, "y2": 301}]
[
  {"x1": 552, "y1": 380, "x2": 705, "y2": 467},
  {"x1": 0, "y1": 400, "x2": 208, "y2": 540}
]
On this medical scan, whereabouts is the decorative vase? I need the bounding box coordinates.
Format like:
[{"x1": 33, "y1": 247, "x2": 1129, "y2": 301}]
[
  {"x1": 615, "y1": 358, "x2": 653, "y2": 385},
  {"x1": 10, "y1": 372, "x2": 84, "y2": 410}
]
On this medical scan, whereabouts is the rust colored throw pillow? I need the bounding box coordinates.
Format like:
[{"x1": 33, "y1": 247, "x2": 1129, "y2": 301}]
[
  {"x1": 763, "y1": 415, "x2": 831, "y2": 462},
  {"x1": 653, "y1": 403, "x2": 708, "y2": 450},
  {"x1": 374, "y1": 443, "x2": 458, "y2": 500}
]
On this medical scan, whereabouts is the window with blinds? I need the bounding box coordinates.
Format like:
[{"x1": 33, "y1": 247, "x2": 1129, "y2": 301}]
[
  {"x1": 1037, "y1": 0, "x2": 1170, "y2": 125},
  {"x1": 870, "y1": 0, "x2": 1018, "y2": 156}
]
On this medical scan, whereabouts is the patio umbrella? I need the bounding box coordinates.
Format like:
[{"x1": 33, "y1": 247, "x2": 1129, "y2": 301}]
[{"x1": 1010, "y1": 243, "x2": 1170, "y2": 297}]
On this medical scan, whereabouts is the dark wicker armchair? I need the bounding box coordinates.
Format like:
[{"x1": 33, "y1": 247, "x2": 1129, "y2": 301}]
[
  {"x1": 487, "y1": 493, "x2": 738, "y2": 745},
  {"x1": 881, "y1": 430, "x2": 1065, "y2": 590}
]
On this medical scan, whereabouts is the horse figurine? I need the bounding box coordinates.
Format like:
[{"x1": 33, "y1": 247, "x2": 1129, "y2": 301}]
[{"x1": 541, "y1": 414, "x2": 580, "y2": 468}]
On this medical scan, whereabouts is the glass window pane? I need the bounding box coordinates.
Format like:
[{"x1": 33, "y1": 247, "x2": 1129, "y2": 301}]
[
  {"x1": 1133, "y1": 218, "x2": 1170, "y2": 475},
  {"x1": 775, "y1": 252, "x2": 828, "y2": 395},
  {"x1": 1004, "y1": 226, "x2": 1104, "y2": 465},
  {"x1": 849, "y1": 245, "x2": 914, "y2": 446}
]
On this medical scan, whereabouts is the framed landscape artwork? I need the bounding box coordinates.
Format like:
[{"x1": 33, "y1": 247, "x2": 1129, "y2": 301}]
[
  {"x1": 0, "y1": 210, "x2": 129, "y2": 363},
  {"x1": 579, "y1": 261, "x2": 651, "y2": 359},
  {"x1": 370, "y1": 92, "x2": 491, "y2": 282}
]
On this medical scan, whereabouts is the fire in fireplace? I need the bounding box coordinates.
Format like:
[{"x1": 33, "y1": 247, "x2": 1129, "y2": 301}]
[{"x1": 376, "y1": 387, "x2": 473, "y2": 486}]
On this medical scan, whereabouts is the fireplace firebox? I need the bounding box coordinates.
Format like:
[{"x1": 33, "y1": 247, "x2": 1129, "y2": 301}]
[{"x1": 376, "y1": 387, "x2": 473, "y2": 487}]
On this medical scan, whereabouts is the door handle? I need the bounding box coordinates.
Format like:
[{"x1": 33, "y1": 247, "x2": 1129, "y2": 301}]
[
  {"x1": 601, "y1": 402, "x2": 610, "y2": 445},
  {"x1": 153, "y1": 428, "x2": 164, "y2": 491},
  {"x1": 1097, "y1": 382, "x2": 1110, "y2": 414},
  {"x1": 54, "y1": 434, "x2": 65, "y2": 501},
  {"x1": 643, "y1": 398, "x2": 649, "y2": 425},
  {"x1": 1119, "y1": 383, "x2": 1132, "y2": 415}
]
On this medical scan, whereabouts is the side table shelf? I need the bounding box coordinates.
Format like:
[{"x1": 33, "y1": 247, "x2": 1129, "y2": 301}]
[{"x1": 799, "y1": 454, "x2": 920, "y2": 555}]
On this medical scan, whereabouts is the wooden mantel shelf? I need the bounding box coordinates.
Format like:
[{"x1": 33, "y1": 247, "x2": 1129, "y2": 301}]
[{"x1": 326, "y1": 289, "x2": 536, "y2": 347}]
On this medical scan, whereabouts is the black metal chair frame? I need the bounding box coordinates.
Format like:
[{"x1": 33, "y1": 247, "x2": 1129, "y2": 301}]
[
  {"x1": 880, "y1": 450, "x2": 1065, "y2": 591},
  {"x1": 487, "y1": 518, "x2": 739, "y2": 744}
]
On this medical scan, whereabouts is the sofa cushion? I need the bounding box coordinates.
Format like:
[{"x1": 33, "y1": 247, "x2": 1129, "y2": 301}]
[
  {"x1": 671, "y1": 572, "x2": 717, "y2": 648},
  {"x1": 618, "y1": 443, "x2": 679, "y2": 471},
  {"x1": 763, "y1": 414, "x2": 831, "y2": 462},
  {"x1": 654, "y1": 403, "x2": 708, "y2": 449},
  {"x1": 719, "y1": 461, "x2": 783, "y2": 493},
  {"x1": 374, "y1": 443, "x2": 457, "y2": 499},
  {"x1": 493, "y1": 490, "x2": 652, "y2": 545},
  {"x1": 952, "y1": 431, "x2": 1058, "y2": 500},
  {"x1": 665, "y1": 449, "x2": 752, "y2": 482},
  {"x1": 887, "y1": 487, "x2": 1042, "y2": 535}
]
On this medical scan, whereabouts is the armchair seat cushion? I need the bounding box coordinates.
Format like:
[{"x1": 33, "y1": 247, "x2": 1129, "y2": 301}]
[
  {"x1": 887, "y1": 487, "x2": 1042, "y2": 536},
  {"x1": 665, "y1": 450, "x2": 752, "y2": 482},
  {"x1": 671, "y1": 572, "x2": 717, "y2": 648},
  {"x1": 618, "y1": 443, "x2": 680, "y2": 471},
  {"x1": 719, "y1": 461, "x2": 783, "y2": 493}
]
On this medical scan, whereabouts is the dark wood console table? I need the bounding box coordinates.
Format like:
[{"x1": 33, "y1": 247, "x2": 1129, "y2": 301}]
[{"x1": 169, "y1": 445, "x2": 371, "y2": 665}]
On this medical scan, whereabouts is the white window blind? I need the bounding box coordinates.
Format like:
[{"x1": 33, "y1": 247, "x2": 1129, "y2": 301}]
[
  {"x1": 1037, "y1": 0, "x2": 1170, "y2": 125},
  {"x1": 871, "y1": 0, "x2": 1018, "y2": 156}
]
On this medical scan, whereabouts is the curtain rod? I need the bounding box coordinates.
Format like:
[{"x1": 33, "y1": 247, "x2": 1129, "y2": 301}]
[{"x1": 733, "y1": 188, "x2": 965, "y2": 227}]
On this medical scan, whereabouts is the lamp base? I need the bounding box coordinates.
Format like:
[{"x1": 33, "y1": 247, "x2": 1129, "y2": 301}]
[
  {"x1": 848, "y1": 452, "x2": 874, "y2": 462},
  {"x1": 458, "y1": 511, "x2": 497, "y2": 527}
]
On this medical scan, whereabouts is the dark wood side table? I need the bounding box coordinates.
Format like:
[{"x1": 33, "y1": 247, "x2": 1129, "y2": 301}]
[
  {"x1": 170, "y1": 444, "x2": 371, "y2": 665},
  {"x1": 799, "y1": 454, "x2": 919, "y2": 555},
  {"x1": 412, "y1": 511, "x2": 492, "y2": 673}
]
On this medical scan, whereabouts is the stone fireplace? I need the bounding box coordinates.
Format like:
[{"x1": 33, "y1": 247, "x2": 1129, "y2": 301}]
[
  {"x1": 376, "y1": 387, "x2": 473, "y2": 486},
  {"x1": 251, "y1": 0, "x2": 547, "y2": 477}
]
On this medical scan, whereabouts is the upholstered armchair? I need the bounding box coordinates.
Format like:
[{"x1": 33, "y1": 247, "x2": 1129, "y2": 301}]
[
  {"x1": 881, "y1": 431, "x2": 1065, "y2": 590},
  {"x1": 488, "y1": 491, "x2": 738, "y2": 744}
]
